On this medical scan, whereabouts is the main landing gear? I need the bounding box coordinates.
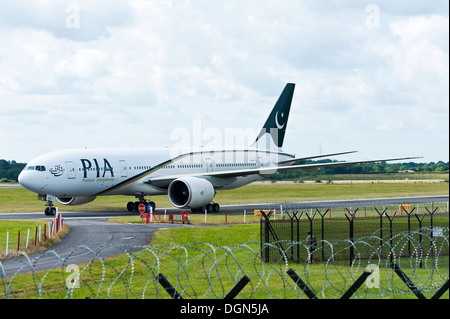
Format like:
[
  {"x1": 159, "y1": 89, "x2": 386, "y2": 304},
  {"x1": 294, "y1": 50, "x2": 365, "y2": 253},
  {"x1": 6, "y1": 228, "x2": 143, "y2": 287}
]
[{"x1": 127, "y1": 195, "x2": 155, "y2": 213}]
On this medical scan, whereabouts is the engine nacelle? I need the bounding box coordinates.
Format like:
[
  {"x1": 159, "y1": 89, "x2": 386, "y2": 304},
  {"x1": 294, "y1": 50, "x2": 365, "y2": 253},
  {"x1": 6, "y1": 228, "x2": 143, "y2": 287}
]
[
  {"x1": 56, "y1": 196, "x2": 97, "y2": 206},
  {"x1": 168, "y1": 177, "x2": 215, "y2": 209}
]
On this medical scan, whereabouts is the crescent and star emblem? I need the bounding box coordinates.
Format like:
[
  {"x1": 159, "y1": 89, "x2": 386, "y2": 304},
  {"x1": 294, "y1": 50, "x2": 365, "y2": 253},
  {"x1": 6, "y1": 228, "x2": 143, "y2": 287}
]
[{"x1": 275, "y1": 111, "x2": 285, "y2": 129}]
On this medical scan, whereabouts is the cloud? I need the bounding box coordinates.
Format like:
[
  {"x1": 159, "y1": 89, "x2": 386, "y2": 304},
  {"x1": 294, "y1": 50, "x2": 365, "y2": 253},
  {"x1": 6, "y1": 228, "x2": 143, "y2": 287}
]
[
  {"x1": 0, "y1": 0, "x2": 448, "y2": 163},
  {"x1": 0, "y1": 0, "x2": 134, "y2": 41}
]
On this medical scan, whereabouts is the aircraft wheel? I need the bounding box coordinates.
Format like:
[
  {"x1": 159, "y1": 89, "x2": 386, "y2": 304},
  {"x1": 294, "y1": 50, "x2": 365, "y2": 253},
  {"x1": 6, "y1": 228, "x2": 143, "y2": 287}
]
[
  {"x1": 127, "y1": 201, "x2": 134, "y2": 212},
  {"x1": 45, "y1": 207, "x2": 56, "y2": 216},
  {"x1": 212, "y1": 203, "x2": 220, "y2": 213}
]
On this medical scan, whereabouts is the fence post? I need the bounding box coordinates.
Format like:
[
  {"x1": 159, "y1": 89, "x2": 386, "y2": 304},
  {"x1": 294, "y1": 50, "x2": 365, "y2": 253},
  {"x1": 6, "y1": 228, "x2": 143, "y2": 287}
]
[
  {"x1": 295, "y1": 211, "x2": 302, "y2": 262},
  {"x1": 415, "y1": 213, "x2": 425, "y2": 268},
  {"x1": 425, "y1": 206, "x2": 438, "y2": 257},
  {"x1": 374, "y1": 207, "x2": 387, "y2": 254},
  {"x1": 5, "y1": 231, "x2": 9, "y2": 255},
  {"x1": 26, "y1": 229, "x2": 30, "y2": 249},
  {"x1": 340, "y1": 270, "x2": 372, "y2": 299},
  {"x1": 431, "y1": 279, "x2": 449, "y2": 299},
  {"x1": 391, "y1": 263, "x2": 426, "y2": 299},
  {"x1": 287, "y1": 268, "x2": 318, "y2": 299},
  {"x1": 289, "y1": 211, "x2": 294, "y2": 260},
  {"x1": 306, "y1": 211, "x2": 316, "y2": 235},
  {"x1": 401, "y1": 206, "x2": 416, "y2": 256},
  {"x1": 316, "y1": 209, "x2": 329, "y2": 262},
  {"x1": 156, "y1": 273, "x2": 183, "y2": 299},
  {"x1": 345, "y1": 208, "x2": 358, "y2": 266},
  {"x1": 223, "y1": 275, "x2": 250, "y2": 299},
  {"x1": 385, "y1": 211, "x2": 397, "y2": 264},
  {"x1": 264, "y1": 212, "x2": 270, "y2": 263},
  {"x1": 260, "y1": 210, "x2": 285, "y2": 262},
  {"x1": 17, "y1": 231, "x2": 20, "y2": 251}
]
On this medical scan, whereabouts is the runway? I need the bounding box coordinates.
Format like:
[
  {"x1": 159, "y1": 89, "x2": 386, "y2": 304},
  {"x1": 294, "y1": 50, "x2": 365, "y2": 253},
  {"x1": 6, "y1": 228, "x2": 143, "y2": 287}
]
[{"x1": 0, "y1": 195, "x2": 447, "y2": 220}]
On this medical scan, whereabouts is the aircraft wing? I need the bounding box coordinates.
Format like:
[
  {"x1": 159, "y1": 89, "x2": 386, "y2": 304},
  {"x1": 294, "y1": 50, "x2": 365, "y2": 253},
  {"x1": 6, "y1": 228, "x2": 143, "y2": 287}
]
[
  {"x1": 277, "y1": 150, "x2": 358, "y2": 166},
  {"x1": 145, "y1": 156, "x2": 421, "y2": 189}
]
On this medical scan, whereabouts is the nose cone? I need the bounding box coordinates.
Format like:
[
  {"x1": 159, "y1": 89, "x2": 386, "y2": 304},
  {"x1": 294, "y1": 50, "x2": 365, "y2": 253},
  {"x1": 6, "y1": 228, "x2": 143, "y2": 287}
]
[
  {"x1": 18, "y1": 170, "x2": 28, "y2": 188},
  {"x1": 18, "y1": 170, "x2": 35, "y2": 193}
]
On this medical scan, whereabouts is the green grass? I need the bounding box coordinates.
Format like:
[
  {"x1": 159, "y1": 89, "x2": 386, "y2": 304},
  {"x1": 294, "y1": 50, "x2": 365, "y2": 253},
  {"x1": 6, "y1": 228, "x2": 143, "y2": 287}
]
[
  {"x1": 0, "y1": 181, "x2": 448, "y2": 213},
  {"x1": 4, "y1": 219, "x2": 447, "y2": 299},
  {"x1": 216, "y1": 181, "x2": 449, "y2": 204},
  {"x1": 151, "y1": 224, "x2": 260, "y2": 246},
  {"x1": 0, "y1": 219, "x2": 51, "y2": 255}
]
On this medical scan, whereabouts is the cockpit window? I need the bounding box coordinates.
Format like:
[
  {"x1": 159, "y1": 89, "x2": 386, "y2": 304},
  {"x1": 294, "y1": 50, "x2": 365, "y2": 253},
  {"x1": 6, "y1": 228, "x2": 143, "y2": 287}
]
[{"x1": 26, "y1": 165, "x2": 46, "y2": 171}]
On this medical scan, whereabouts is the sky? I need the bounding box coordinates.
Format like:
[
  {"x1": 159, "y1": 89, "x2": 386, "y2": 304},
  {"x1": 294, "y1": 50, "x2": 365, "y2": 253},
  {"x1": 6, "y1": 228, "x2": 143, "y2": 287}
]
[{"x1": 0, "y1": 0, "x2": 448, "y2": 164}]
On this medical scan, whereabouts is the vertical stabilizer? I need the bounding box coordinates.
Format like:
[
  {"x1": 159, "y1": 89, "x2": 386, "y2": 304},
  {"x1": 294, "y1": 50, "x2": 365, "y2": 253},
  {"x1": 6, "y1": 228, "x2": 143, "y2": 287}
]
[{"x1": 253, "y1": 83, "x2": 295, "y2": 150}]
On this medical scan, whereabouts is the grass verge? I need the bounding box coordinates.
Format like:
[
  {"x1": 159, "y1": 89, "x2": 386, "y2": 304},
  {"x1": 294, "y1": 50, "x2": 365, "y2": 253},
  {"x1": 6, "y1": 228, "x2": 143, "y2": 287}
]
[{"x1": 0, "y1": 219, "x2": 69, "y2": 258}]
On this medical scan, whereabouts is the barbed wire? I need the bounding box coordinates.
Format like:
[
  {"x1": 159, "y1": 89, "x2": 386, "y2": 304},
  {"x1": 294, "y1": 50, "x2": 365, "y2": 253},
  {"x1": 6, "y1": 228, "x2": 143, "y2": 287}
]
[{"x1": 0, "y1": 227, "x2": 448, "y2": 299}]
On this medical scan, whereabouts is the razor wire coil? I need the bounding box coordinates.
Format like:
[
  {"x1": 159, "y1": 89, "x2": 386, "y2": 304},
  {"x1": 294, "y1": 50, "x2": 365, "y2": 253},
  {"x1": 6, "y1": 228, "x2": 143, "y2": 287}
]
[{"x1": 0, "y1": 227, "x2": 448, "y2": 299}]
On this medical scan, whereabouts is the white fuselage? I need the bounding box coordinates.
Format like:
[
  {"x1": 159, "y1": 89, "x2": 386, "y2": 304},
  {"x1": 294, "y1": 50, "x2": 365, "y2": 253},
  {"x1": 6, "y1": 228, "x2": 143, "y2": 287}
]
[{"x1": 18, "y1": 147, "x2": 294, "y2": 199}]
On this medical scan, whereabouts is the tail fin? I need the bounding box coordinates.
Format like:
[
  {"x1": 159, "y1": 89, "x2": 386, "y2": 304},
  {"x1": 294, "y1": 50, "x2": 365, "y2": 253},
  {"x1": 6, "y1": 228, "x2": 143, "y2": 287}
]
[{"x1": 252, "y1": 83, "x2": 295, "y2": 150}]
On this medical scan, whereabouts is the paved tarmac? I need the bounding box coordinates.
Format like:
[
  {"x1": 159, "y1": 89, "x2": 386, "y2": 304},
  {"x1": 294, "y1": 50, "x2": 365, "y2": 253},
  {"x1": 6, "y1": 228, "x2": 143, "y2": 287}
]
[{"x1": 0, "y1": 219, "x2": 191, "y2": 277}]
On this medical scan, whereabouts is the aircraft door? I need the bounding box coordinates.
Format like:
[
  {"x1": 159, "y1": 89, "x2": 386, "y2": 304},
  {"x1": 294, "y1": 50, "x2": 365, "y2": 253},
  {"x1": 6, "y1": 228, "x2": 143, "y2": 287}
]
[
  {"x1": 119, "y1": 160, "x2": 127, "y2": 177},
  {"x1": 65, "y1": 161, "x2": 76, "y2": 179},
  {"x1": 257, "y1": 157, "x2": 263, "y2": 167},
  {"x1": 204, "y1": 158, "x2": 213, "y2": 172}
]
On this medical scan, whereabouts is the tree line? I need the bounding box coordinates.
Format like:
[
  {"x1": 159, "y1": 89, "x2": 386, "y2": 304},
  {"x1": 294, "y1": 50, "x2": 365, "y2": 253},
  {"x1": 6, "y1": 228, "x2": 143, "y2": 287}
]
[
  {"x1": 0, "y1": 159, "x2": 448, "y2": 183},
  {"x1": 265, "y1": 159, "x2": 449, "y2": 181},
  {"x1": 0, "y1": 160, "x2": 26, "y2": 182}
]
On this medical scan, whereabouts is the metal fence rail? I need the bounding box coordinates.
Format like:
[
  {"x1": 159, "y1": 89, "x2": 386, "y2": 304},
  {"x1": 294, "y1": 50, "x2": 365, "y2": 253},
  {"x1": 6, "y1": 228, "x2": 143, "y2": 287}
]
[{"x1": 259, "y1": 204, "x2": 448, "y2": 265}]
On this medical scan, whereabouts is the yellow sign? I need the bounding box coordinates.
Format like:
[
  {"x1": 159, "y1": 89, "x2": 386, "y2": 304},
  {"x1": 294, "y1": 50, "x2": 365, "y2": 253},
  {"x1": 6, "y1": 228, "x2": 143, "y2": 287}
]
[
  {"x1": 399, "y1": 204, "x2": 411, "y2": 212},
  {"x1": 254, "y1": 210, "x2": 276, "y2": 216}
]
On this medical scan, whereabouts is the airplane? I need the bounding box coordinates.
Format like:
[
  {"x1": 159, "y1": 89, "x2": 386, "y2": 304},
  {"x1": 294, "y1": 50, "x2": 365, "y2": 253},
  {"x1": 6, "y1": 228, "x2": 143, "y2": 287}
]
[{"x1": 18, "y1": 83, "x2": 419, "y2": 215}]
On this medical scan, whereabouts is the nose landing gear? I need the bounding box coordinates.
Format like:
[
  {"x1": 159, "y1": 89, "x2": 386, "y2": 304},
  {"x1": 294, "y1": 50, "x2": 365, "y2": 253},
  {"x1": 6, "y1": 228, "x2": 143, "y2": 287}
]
[
  {"x1": 45, "y1": 206, "x2": 57, "y2": 216},
  {"x1": 39, "y1": 194, "x2": 57, "y2": 216}
]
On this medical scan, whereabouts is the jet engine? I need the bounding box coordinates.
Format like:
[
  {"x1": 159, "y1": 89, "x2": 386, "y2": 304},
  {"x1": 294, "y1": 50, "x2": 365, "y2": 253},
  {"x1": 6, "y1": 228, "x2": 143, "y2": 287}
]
[
  {"x1": 168, "y1": 177, "x2": 215, "y2": 209},
  {"x1": 56, "y1": 196, "x2": 97, "y2": 205}
]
